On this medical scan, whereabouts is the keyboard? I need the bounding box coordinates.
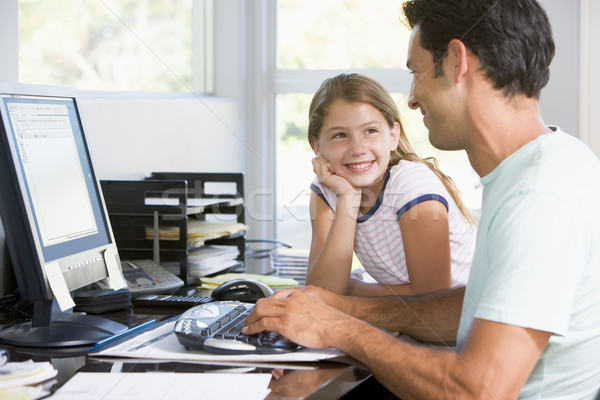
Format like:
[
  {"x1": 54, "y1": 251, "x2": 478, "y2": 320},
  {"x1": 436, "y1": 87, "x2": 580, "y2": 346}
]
[
  {"x1": 174, "y1": 301, "x2": 302, "y2": 355},
  {"x1": 132, "y1": 294, "x2": 214, "y2": 308}
]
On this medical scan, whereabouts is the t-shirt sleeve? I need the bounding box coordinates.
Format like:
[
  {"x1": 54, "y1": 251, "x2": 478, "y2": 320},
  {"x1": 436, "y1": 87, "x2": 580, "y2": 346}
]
[
  {"x1": 475, "y1": 192, "x2": 589, "y2": 335},
  {"x1": 388, "y1": 163, "x2": 450, "y2": 219},
  {"x1": 310, "y1": 179, "x2": 336, "y2": 211}
]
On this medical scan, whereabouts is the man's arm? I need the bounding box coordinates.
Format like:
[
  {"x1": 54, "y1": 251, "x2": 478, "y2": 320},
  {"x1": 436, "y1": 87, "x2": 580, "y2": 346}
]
[
  {"x1": 243, "y1": 290, "x2": 550, "y2": 399},
  {"x1": 351, "y1": 286, "x2": 464, "y2": 344},
  {"x1": 337, "y1": 315, "x2": 550, "y2": 399},
  {"x1": 285, "y1": 285, "x2": 465, "y2": 344}
]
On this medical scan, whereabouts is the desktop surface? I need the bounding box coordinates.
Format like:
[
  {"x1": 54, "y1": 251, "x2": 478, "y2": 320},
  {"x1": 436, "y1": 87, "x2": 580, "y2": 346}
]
[{"x1": 0, "y1": 296, "x2": 381, "y2": 399}]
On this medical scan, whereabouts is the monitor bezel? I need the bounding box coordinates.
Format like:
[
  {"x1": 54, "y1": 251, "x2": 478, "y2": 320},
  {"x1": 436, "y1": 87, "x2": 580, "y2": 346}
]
[{"x1": 0, "y1": 82, "x2": 120, "y2": 302}]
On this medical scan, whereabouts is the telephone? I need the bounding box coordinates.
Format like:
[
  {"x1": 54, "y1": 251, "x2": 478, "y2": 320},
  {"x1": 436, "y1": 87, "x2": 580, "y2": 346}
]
[{"x1": 97, "y1": 259, "x2": 184, "y2": 296}]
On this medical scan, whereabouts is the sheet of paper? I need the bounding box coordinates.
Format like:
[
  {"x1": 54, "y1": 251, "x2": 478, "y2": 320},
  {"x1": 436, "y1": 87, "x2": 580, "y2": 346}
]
[
  {"x1": 104, "y1": 247, "x2": 127, "y2": 290},
  {"x1": 43, "y1": 261, "x2": 75, "y2": 311},
  {"x1": 92, "y1": 320, "x2": 343, "y2": 363},
  {"x1": 199, "y1": 273, "x2": 299, "y2": 289},
  {"x1": 144, "y1": 197, "x2": 243, "y2": 207},
  {"x1": 50, "y1": 372, "x2": 271, "y2": 400}
]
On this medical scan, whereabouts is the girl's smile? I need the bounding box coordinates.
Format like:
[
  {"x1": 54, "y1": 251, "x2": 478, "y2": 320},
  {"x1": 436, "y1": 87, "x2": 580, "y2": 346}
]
[{"x1": 346, "y1": 160, "x2": 375, "y2": 171}]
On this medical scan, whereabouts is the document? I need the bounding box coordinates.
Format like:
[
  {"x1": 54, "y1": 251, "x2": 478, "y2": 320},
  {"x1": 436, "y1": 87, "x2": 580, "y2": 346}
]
[
  {"x1": 187, "y1": 245, "x2": 241, "y2": 277},
  {"x1": 91, "y1": 320, "x2": 344, "y2": 364},
  {"x1": 50, "y1": 372, "x2": 271, "y2": 400},
  {"x1": 0, "y1": 360, "x2": 58, "y2": 399},
  {"x1": 199, "y1": 272, "x2": 299, "y2": 289},
  {"x1": 144, "y1": 220, "x2": 248, "y2": 246}
]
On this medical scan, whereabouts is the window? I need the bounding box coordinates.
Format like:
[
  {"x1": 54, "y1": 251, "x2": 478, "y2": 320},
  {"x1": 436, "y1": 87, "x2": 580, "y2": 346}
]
[
  {"x1": 18, "y1": 0, "x2": 211, "y2": 93},
  {"x1": 274, "y1": 0, "x2": 481, "y2": 249},
  {"x1": 277, "y1": 0, "x2": 409, "y2": 70}
]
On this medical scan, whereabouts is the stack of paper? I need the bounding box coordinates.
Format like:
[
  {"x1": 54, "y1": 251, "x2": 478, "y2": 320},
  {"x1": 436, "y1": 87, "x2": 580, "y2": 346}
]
[
  {"x1": 270, "y1": 248, "x2": 309, "y2": 286},
  {"x1": 0, "y1": 360, "x2": 58, "y2": 399},
  {"x1": 187, "y1": 245, "x2": 241, "y2": 277},
  {"x1": 145, "y1": 220, "x2": 248, "y2": 248},
  {"x1": 199, "y1": 272, "x2": 299, "y2": 290}
]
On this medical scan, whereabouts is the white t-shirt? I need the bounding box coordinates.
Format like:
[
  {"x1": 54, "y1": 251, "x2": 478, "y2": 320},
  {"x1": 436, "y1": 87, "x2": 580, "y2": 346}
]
[
  {"x1": 457, "y1": 128, "x2": 600, "y2": 399},
  {"x1": 311, "y1": 160, "x2": 476, "y2": 287}
]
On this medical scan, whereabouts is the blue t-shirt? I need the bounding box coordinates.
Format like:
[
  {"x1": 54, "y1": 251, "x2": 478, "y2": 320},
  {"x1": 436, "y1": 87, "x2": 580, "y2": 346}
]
[{"x1": 457, "y1": 128, "x2": 600, "y2": 399}]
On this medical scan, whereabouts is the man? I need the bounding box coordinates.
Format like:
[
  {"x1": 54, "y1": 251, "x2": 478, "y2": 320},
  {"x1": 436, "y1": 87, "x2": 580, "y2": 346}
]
[{"x1": 244, "y1": 0, "x2": 600, "y2": 398}]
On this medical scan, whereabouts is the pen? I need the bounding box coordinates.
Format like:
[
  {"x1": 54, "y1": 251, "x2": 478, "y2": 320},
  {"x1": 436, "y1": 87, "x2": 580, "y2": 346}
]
[{"x1": 90, "y1": 319, "x2": 157, "y2": 352}]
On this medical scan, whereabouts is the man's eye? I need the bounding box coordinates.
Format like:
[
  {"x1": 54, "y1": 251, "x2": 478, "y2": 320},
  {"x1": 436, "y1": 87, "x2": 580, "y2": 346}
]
[{"x1": 332, "y1": 133, "x2": 345, "y2": 139}]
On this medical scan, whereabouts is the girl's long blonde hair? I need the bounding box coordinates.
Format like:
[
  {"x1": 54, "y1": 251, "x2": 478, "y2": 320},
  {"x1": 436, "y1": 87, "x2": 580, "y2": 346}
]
[{"x1": 308, "y1": 73, "x2": 475, "y2": 225}]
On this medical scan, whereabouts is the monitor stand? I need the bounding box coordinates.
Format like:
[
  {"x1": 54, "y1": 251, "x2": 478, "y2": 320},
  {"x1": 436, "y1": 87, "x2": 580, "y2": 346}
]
[{"x1": 0, "y1": 299, "x2": 127, "y2": 347}]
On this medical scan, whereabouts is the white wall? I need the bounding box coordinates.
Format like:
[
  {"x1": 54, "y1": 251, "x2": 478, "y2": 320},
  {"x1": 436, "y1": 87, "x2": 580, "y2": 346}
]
[
  {"x1": 579, "y1": 0, "x2": 600, "y2": 158},
  {"x1": 539, "y1": 0, "x2": 580, "y2": 136},
  {"x1": 0, "y1": 1, "x2": 17, "y2": 82},
  {"x1": 79, "y1": 95, "x2": 244, "y2": 180},
  {"x1": 0, "y1": 0, "x2": 18, "y2": 295}
]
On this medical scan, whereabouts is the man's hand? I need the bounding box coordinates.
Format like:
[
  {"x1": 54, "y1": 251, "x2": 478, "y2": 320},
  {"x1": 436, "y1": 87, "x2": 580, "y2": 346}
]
[
  {"x1": 270, "y1": 285, "x2": 350, "y2": 312},
  {"x1": 242, "y1": 288, "x2": 353, "y2": 349}
]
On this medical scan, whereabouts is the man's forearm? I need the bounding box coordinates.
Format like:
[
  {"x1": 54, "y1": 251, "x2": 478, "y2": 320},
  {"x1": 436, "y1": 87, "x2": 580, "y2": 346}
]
[{"x1": 345, "y1": 286, "x2": 465, "y2": 344}]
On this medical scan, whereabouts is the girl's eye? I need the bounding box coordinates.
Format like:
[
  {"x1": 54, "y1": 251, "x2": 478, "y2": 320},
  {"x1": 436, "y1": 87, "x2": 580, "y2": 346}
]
[
  {"x1": 365, "y1": 128, "x2": 377, "y2": 135},
  {"x1": 332, "y1": 132, "x2": 346, "y2": 139}
]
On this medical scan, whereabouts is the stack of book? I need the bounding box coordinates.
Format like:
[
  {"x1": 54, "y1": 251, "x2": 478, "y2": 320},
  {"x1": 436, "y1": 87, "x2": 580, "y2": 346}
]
[{"x1": 270, "y1": 248, "x2": 309, "y2": 286}]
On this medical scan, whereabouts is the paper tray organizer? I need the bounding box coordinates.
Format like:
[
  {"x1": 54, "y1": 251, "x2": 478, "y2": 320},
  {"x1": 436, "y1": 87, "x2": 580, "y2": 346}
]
[{"x1": 100, "y1": 172, "x2": 247, "y2": 285}]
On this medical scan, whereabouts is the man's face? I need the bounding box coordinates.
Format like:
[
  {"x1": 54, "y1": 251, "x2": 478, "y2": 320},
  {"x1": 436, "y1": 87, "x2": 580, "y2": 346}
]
[{"x1": 406, "y1": 25, "x2": 465, "y2": 151}]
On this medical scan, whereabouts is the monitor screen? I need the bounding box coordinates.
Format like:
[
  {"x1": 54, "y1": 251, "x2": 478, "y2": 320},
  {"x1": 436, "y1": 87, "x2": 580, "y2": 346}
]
[
  {"x1": 0, "y1": 83, "x2": 127, "y2": 347},
  {"x1": 2, "y1": 93, "x2": 111, "y2": 262}
]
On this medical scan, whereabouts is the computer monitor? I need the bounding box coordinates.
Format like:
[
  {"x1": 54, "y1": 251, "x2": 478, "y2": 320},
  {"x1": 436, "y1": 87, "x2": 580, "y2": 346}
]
[{"x1": 0, "y1": 82, "x2": 127, "y2": 347}]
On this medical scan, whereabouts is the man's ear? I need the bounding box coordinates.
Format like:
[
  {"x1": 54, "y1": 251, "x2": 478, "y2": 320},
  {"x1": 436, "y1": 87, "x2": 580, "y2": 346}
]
[{"x1": 447, "y1": 38, "x2": 469, "y2": 84}]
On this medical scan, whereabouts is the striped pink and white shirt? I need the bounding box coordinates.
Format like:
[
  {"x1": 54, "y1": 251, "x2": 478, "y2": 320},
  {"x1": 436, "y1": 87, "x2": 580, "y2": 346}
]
[{"x1": 311, "y1": 160, "x2": 475, "y2": 287}]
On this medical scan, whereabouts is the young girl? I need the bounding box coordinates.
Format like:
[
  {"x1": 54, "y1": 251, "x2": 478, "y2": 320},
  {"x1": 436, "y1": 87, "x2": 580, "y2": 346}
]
[{"x1": 306, "y1": 73, "x2": 476, "y2": 296}]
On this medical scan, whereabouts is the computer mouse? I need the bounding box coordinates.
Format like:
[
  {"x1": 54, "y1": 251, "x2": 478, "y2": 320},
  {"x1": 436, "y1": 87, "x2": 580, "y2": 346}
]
[{"x1": 211, "y1": 279, "x2": 274, "y2": 303}]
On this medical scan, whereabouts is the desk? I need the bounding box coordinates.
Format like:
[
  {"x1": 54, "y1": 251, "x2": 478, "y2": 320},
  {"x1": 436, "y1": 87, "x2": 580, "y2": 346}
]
[{"x1": 0, "y1": 302, "x2": 386, "y2": 399}]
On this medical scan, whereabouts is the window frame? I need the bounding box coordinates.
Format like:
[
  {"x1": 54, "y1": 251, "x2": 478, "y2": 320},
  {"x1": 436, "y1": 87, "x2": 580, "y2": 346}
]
[{"x1": 11, "y1": 0, "x2": 214, "y2": 98}]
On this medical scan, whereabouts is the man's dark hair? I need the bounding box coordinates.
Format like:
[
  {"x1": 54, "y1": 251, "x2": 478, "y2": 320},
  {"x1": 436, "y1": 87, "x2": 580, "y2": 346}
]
[{"x1": 402, "y1": 0, "x2": 555, "y2": 99}]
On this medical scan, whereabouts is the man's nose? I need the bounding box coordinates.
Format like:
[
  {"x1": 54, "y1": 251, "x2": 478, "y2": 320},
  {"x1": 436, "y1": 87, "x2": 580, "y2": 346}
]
[{"x1": 407, "y1": 80, "x2": 419, "y2": 110}]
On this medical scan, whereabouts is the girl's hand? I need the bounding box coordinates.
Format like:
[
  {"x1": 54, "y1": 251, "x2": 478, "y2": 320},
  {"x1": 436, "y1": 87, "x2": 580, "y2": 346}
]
[{"x1": 312, "y1": 155, "x2": 357, "y2": 197}]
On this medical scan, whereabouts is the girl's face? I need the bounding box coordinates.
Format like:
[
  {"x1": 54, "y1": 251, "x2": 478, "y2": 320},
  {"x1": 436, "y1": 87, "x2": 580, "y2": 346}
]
[{"x1": 311, "y1": 99, "x2": 400, "y2": 193}]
